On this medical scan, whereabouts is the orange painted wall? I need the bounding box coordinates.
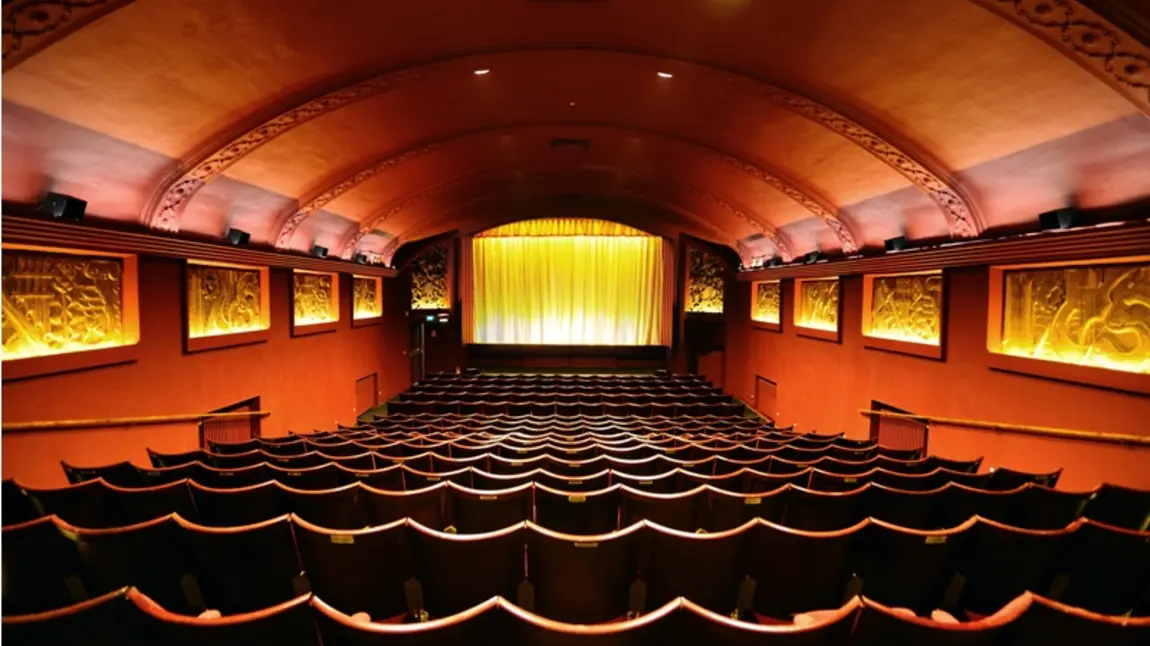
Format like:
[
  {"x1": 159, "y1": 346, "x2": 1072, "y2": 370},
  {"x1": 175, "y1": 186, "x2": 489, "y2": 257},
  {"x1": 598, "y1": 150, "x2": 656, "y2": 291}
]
[
  {"x1": 2, "y1": 256, "x2": 411, "y2": 487},
  {"x1": 723, "y1": 267, "x2": 1150, "y2": 491}
]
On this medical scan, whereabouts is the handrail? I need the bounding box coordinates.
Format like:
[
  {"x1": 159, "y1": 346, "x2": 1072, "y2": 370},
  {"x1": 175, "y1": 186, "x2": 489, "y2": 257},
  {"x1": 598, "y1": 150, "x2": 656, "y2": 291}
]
[
  {"x1": 859, "y1": 409, "x2": 1150, "y2": 446},
  {"x1": 2, "y1": 410, "x2": 271, "y2": 434}
]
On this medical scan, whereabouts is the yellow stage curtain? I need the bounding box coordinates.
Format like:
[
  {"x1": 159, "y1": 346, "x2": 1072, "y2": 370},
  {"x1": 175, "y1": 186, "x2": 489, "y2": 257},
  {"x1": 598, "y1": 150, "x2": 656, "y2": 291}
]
[
  {"x1": 471, "y1": 219, "x2": 668, "y2": 345},
  {"x1": 476, "y1": 218, "x2": 649, "y2": 238}
]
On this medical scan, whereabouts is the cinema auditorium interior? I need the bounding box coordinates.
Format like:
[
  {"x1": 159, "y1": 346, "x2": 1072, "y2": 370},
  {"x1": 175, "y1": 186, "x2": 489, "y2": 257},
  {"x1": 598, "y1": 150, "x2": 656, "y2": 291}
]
[{"x1": 1, "y1": 0, "x2": 1149, "y2": 644}]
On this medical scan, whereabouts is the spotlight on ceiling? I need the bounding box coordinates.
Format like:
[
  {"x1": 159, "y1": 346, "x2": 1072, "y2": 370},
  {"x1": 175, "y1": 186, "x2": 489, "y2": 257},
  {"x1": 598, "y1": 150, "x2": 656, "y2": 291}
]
[
  {"x1": 804, "y1": 251, "x2": 823, "y2": 264},
  {"x1": 1038, "y1": 206, "x2": 1082, "y2": 231},
  {"x1": 657, "y1": 72, "x2": 674, "y2": 79},
  {"x1": 225, "y1": 228, "x2": 251, "y2": 247},
  {"x1": 884, "y1": 235, "x2": 909, "y2": 252},
  {"x1": 473, "y1": 69, "x2": 490, "y2": 75},
  {"x1": 311, "y1": 245, "x2": 329, "y2": 259}
]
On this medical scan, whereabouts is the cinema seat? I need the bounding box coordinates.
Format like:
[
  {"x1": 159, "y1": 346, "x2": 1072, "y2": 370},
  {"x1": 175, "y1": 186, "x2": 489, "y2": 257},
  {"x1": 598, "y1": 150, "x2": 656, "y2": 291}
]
[
  {"x1": 929, "y1": 456, "x2": 983, "y2": 474},
  {"x1": 621, "y1": 486, "x2": 705, "y2": 532},
  {"x1": 527, "y1": 522, "x2": 642, "y2": 623},
  {"x1": 2, "y1": 588, "x2": 157, "y2": 646},
  {"x1": 642, "y1": 523, "x2": 746, "y2": 614},
  {"x1": 148, "y1": 448, "x2": 207, "y2": 468},
  {"x1": 706, "y1": 487, "x2": 787, "y2": 531},
  {"x1": 280, "y1": 482, "x2": 366, "y2": 530},
  {"x1": 323, "y1": 452, "x2": 377, "y2": 471},
  {"x1": 808, "y1": 468, "x2": 872, "y2": 492},
  {"x1": 446, "y1": 482, "x2": 533, "y2": 533},
  {"x1": 1010, "y1": 485, "x2": 1091, "y2": 530},
  {"x1": 1006, "y1": 592, "x2": 1150, "y2": 645},
  {"x1": 1, "y1": 479, "x2": 40, "y2": 526},
  {"x1": 264, "y1": 452, "x2": 327, "y2": 470},
  {"x1": 535, "y1": 468, "x2": 612, "y2": 492},
  {"x1": 402, "y1": 466, "x2": 472, "y2": 490},
  {"x1": 676, "y1": 596, "x2": 861, "y2": 645},
  {"x1": 360, "y1": 483, "x2": 447, "y2": 530},
  {"x1": 937, "y1": 484, "x2": 1018, "y2": 528},
  {"x1": 208, "y1": 439, "x2": 261, "y2": 455},
  {"x1": 61, "y1": 460, "x2": 142, "y2": 488},
  {"x1": 849, "y1": 594, "x2": 1028, "y2": 646},
  {"x1": 864, "y1": 483, "x2": 944, "y2": 530},
  {"x1": 335, "y1": 464, "x2": 404, "y2": 489},
  {"x1": 177, "y1": 515, "x2": 306, "y2": 615},
  {"x1": 874, "y1": 455, "x2": 936, "y2": 475},
  {"x1": 20, "y1": 479, "x2": 110, "y2": 528},
  {"x1": 610, "y1": 469, "x2": 680, "y2": 494},
  {"x1": 1052, "y1": 520, "x2": 1150, "y2": 616},
  {"x1": 188, "y1": 481, "x2": 285, "y2": 527},
  {"x1": 129, "y1": 589, "x2": 320, "y2": 646},
  {"x1": 293, "y1": 517, "x2": 413, "y2": 621},
  {"x1": 1, "y1": 517, "x2": 87, "y2": 614},
  {"x1": 410, "y1": 522, "x2": 527, "y2": 617},
  {"x1": 955, "y1": 518, "x2": 1073, "y2": 617},
  {"x1": 871, "y1": 468, "x2": 948, "y2": 492},
  {"x1": 138, "y1": 464, "x2": 199, "y2": 488},
  {"x1": 104, "y1": 480, "x2": 197, "y2": 525},
  {"x1": 744, "y1": 520, "x2": 861, "y2": 620},
  {"x1": 196, "y1": 463, "x2": 273, "y2": 489},
  {"x1": 782, "y1": 486, "x2": 865, "y2": 531},
  {"x1": 207, "y1": 450, "x2": 265, "y2": 469},
  {"x1": 268, "y1": 463, "x2": 342, "y2": 491},
  {"x1": 989, "y1": 467, "x2": 1063, "y2": 490},
  {"x1": 1083, "y1": 484, "x2": 1150, "y2": 531},
  {"x1": 851, "y1": 518, "x2": 973, "y2": 616},
  {"x1": 534, "y1": 483, "x2": 622, "y2": 535},
  {"x1": 62, "y1": 515, "x2": 201, "y2": 615},
  {"x1": 311, "y1": 595, "x2": 504, "y2": 645}
]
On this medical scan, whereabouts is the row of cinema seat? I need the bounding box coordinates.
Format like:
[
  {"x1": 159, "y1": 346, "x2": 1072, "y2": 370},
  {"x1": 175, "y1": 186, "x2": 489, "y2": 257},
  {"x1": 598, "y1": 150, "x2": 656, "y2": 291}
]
[
  {"x1": 366, "y1": 411, "x2": 777, "y2": 432},
  {"x1": 5, "y1": 511, "x2": 1147, "y2": 625},
  {"x1": 12, "y1": 587, "x2": 1145, "y2": 646},
  {"x1": 388, "y1": 399, "x2": 744, "y2": 417},
  {"x1": 10, "y1": 470, "x2": 1148, "y2": 536}
]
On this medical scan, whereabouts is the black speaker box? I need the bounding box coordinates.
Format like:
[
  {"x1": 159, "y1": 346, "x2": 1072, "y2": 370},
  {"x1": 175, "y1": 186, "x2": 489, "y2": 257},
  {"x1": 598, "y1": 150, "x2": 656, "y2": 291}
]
[
  {"x1": 38, "y1": 192, "x2": 87, "y2": 223},
  {"x1": 1039, "y1": 207, "x2": 1081, "y2": 231},
  {"x1": 225, "y1": 228, "x2": 251, "y2": 246}
]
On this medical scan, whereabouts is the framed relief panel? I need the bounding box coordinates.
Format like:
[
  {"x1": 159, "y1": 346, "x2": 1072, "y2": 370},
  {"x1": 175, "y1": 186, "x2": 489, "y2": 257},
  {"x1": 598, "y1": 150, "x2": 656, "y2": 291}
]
[
  {"x1": 751, "y1": 280, "x2": 781, "y2": 332},
  {"x1": 184, "y1": 260, "x2": 271, "y2": 352},
  {"x1": 987, "y1": 257, "x2": 1149, "y2": 394},
  {"x1": 2, "y1": 244, "x2": 140, "y2": 380},
  {"x1": 862, "y1": 271, "x2": 945, "y2": 360},
  {"x1": 292, "y1": 270, "x2": 340, "y2": 337},
  {"x1": 352, "y1": 275, "x2": 383, "y2": 327},
  {"x1": 793, "y1": 277, "x2": 841, "y2": 342}
]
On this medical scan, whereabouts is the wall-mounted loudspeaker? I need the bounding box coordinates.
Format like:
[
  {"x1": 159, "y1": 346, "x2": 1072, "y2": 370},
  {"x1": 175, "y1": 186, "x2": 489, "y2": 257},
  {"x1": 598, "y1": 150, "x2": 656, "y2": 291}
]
[
  {"x1": 225, "y1": 228, "x2": 251, "y2": 246},
  {"x1": 38, "y1": 192, "x2": 87, "y2": 223},
  {"x1": 354, "y1": 253, "x2": 368, "y2": 264},
  {"x1": 804, "y1": 251, "x2": 822, "y2": 264},
  {"x1": 311, "y1": 245, "x2": 329, "y2": 258},
  {"x1": 1039, "y1": 207, "x2": 1081, "y2": 231},
  {"x1": 884, "y1": 236, "x2": 909, "y2": 252},
  {"x1": 768, "y1": 256, "x2": 783, "y2": 268}
]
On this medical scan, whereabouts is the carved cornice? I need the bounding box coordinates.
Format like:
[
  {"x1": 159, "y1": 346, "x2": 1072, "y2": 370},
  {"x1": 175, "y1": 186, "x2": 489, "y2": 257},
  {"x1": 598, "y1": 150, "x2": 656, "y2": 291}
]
[
  {"x1": 1, "y1": 0, "x2": 134, "y2": 72},
  {"x1": 737, "y1": 220, "x2": 1150, "y2": 281},
  {"x1": 141, "y1": 46, "x2": 976, "y2": 240},
  {"x1": 971, "y1": 0, "x2": 1150, "y2": 115},
  {"x1": 0, "y1": 215, "x2": 397, "y2": 278},
  {"x1": 271, "y1": 121, "x2": 856, "y2": 253}
]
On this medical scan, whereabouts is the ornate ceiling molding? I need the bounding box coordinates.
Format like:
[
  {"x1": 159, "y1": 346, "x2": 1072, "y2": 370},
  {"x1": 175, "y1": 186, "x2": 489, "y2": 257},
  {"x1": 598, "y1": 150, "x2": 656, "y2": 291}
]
[
  {"x1": 970, "y1": 0, "x2": 1150, "y2": 116},
  {"x1": 340, "y1": 165, "x2": 789, "y2": 263},
  {"x1": 270, "y1": 120, "x2": 860, "y2": 253},
  {"x1": 1, "y1": 0, "x2": 135, "y2": 72},
  {"x1": 140, "y1": 45, "x2": 977, "y2": 241}
]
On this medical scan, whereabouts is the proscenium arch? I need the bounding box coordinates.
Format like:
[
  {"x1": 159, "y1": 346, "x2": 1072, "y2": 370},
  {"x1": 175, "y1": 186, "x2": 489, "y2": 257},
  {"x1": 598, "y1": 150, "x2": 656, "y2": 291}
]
[
  {"x1": 336, "y1": 165, "x2": 793, "y2": 262},
  {"x1": 271, "y1": 121, "x2": 863, "y2": 253},
  {"x1": 138, "y1": 45, "x2": 983, "y2": 238},
  {"x1": 342, "y1": 164, "x2": 792, "y2": 260}
]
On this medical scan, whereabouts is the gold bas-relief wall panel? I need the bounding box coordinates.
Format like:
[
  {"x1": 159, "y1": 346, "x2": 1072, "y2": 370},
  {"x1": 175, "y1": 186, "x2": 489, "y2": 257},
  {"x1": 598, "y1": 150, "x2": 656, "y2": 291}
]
[
  {"x1": 411, "y1": 243, "x2": 450, "y2": 310},
  {"x1": 353, "y1": 276, "x2": 382, "y2": 319},
  {"x1": 1000, "y1": 263, "x2": 1149, "y2": 375},
  {"x1": 187, "y1": 264, "x2": 265, "y2": 338},
  {"x1": 2, "y1": 250, "x2": 126, "y2": 360},
  {"x1": 796, "y1": 279, "x2": 839, "y2": 331},
  {"x1": 753, "y1": 281, "x2": 780, "y2": 324},
  {"x1": 869, "y1": 273, "x2": 943, "y2": 345},
  {"x1": 687, "y1": 248, "x2": 725, "y2": 314},
  {"x1": 293, "y1": 272, "x2": 338, "y2": 326}
]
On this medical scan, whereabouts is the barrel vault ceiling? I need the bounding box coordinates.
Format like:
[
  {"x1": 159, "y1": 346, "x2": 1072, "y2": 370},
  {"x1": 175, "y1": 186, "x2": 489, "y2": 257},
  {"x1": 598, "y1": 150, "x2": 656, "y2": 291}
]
[{"x1": 3, "y1": 0, "x2": 1148, "y2": 263}]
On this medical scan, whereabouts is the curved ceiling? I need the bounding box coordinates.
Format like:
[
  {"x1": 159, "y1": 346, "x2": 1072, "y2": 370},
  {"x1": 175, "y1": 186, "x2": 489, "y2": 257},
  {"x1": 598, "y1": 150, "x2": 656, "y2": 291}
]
[{"x1": 3, "y1": 0, "x2": 1148, "y2": 263}]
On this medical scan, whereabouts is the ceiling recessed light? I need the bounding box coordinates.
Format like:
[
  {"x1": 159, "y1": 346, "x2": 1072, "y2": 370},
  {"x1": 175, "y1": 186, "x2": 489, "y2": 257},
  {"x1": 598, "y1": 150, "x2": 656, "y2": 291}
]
[
  {"x1": 657, "y1": 72, "x2": 673, "y2": 79},
  {"x1": 473, "y1": 69, "x2": 490, "y2": 75},
  {"x1": 569, "y1": 101, "x2": 576, "y2": 107}
]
